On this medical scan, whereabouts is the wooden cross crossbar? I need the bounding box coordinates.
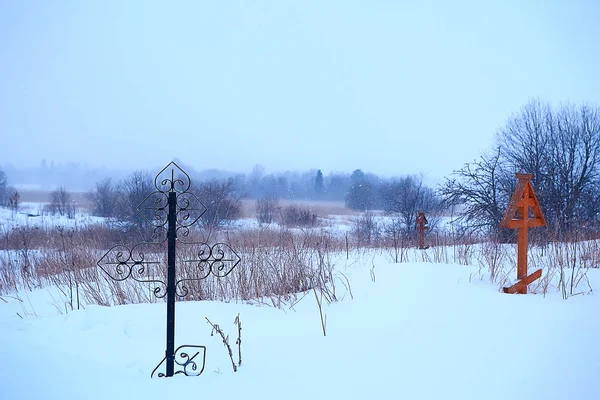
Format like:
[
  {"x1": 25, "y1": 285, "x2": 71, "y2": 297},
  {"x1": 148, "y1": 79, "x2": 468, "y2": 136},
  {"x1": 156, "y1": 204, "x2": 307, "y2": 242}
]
[
  {"x1": 502, "y1": 268, "x2": 542, "y2": 294},
  {"x1": 500, "y1": 173, "x2": 546, "y2": 294}
]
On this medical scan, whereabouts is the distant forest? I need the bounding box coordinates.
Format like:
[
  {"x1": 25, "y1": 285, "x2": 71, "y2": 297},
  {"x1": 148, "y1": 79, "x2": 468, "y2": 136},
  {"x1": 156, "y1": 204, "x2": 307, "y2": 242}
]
[
  {"x1": 0, "y1": 159, "x2": 442, "y2": 233},
  {"x1": 3, "y1": 99, "x2": 600, "y2": 241},
  {"x1": 0, "y1": 158, "x2": 437, "y2": 208}
]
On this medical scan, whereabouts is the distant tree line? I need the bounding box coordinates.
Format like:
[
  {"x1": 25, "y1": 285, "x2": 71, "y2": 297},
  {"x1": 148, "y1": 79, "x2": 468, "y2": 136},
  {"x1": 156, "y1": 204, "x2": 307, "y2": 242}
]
[
  {"x1": 80, "y1": 163, "x2": 447, "y2": 238},
  {"x1": 86, "y1": 171, "x2": 243, "y2": 235},
  {"x1": 441, "y1": 99, "x2": 600, "y2": 240},
  {"x1": 5, "y1": 99, "x2": 599, "y2": 245},
  {"x1": 11, "y1": 99, "x2": 600, "y2": 244},
  {"x1": 243, "y1": 165, "x2": 444, "y2": 225},
  {"x1": 242, "y1": 165, "x2": 353, "y2": 201},
  {"x1": 1, "y1": 160, "x2": 445, "y2": 238},
  {"x1": 28, "y1": 96, "x2": 600, "y2": 244}
]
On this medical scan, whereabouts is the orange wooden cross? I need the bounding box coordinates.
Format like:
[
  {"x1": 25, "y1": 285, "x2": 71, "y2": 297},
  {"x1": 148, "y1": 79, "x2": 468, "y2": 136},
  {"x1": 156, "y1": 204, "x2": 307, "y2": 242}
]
[
  {"x1": 500, "y1": 173, "x2": 546, "y2": 294},
  {"x1": 415, "y1": 211, "x2": 429, "y2": 250}
]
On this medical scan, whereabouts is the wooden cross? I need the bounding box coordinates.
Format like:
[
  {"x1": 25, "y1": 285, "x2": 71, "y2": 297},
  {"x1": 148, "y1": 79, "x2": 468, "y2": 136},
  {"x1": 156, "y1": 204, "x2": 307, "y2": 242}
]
[
  {"x1": 500, "y1": 173, "x2": 546, "y2": 294},
  {"x1": 415, "y1": 211, "x2": 429, "y2": 250}
]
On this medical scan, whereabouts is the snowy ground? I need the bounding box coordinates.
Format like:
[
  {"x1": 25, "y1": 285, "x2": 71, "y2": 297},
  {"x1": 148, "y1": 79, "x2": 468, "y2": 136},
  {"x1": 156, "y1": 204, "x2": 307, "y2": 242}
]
[
  {"x1": 1, "y1": 257, "x2": 599, "y2": 400},
  {"x1": 0, "y1": 204, "x2": 106, "y2": 231}
]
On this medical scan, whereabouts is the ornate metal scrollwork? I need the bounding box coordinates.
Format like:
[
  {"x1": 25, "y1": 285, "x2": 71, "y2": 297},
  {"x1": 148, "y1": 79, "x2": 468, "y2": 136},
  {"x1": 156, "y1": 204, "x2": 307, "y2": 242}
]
[
  {"x1": 176, "y1": 242, "x2": 241, "y2": 297},
  {"x1": 97, "y1": 243, "x2": 167, "y2": 298},
  {"x1": 137, "y1": 162, "x2": 207, "y2": 243},
  {"x1": 151, "y1": 345, "x2": 207, "y2": 378},
  {"x1": 154, "y1": 162, "x2": 192, "y2": 194}
]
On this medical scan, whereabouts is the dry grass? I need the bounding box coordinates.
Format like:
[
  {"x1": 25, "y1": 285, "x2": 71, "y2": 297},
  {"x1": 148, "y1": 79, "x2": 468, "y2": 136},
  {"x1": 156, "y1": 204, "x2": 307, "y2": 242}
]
[
  {"x1": 0, "y1": 211, "x2": 597, "y2": 311},
  {"x1": 0, "y1": 224, "x2": 348, "y2": 311}
]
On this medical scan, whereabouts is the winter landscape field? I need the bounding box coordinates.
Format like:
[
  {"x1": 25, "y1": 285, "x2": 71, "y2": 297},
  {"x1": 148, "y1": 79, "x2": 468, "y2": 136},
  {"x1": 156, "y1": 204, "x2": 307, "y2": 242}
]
[
  {"x1": 1, "y1": 198, "x2": 599, "y2": 400},
  {"x1": 2, "y1": 1, "x2": 600, "y2": 399}
]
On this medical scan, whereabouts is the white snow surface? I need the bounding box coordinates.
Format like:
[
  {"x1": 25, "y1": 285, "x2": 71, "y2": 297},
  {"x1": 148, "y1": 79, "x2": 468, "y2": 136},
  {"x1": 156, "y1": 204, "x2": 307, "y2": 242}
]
[
  {"x1": 0, "y1": 206, "x2": 106, "y2": 231},
  {"x1": 1, "y1": 259, "x2": 600, "y2": 400}
]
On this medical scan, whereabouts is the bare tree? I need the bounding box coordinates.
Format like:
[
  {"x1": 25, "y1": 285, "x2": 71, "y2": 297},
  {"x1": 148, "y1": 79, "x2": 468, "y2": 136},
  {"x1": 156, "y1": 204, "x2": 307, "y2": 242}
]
[
  {"x1": 496, "y1": 100, "x2": 600, "y2": 236},
  {"x1": 116, "y1": 171, "x2": 154, "y2": 232},
  {"x1": 256, "y1": 194, "x2": 279, "y2": 224},
  {"x1": 440, "y1": 148, "x2": 512, "y2": 240},
  {"x1": 443, "y1": 100, "x2": 600, "y2": 240},
  {"x1": 0, "y1": 170, "x2": 9, "y2": 207},
  {"x1": 8, "y1": 190, "x2": 20, "y2": 215},
  {"x1": 547, "y1": 104, "x2": 600, "y2": 233},
  {"x1": 193, "y1": 179, "x2": 242, "y2": 231},
  {"x1": 383, "y1": 217, "x2": 411, "y2": 262},
  {"x1": 280, "y1": 205, "x2": 316, "y2": 227},
  {"x1": 380, "y1": 174, "x2": 444, "y2": 231},
  {"x1": 49, "y1": 187, "x2": 75, "y2": 219},
  {"x1": 87, "y1": 178, "x2": 118, "y2": 217},
  {"x1": 495, "y1": 99, "x2": 551, "y2": 190},
  {"x1": 352, "y1": 212, "x2": 380, "y2": 246}
]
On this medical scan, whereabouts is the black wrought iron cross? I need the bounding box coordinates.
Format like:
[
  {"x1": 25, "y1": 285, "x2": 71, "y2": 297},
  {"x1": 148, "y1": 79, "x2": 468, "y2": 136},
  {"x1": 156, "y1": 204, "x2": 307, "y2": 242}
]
[{"x1": 97, "y1": 162, "x2": 241, "y2": 378}]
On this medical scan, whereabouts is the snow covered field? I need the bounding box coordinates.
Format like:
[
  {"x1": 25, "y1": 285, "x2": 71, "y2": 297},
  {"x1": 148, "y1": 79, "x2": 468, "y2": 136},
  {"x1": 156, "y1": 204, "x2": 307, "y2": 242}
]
[
  {"x1": 1, "y1": 255, "x2": 599, "y2": 400},
  {"x1": 0, "y1": 204, "x2": 105, "y2": 231}
]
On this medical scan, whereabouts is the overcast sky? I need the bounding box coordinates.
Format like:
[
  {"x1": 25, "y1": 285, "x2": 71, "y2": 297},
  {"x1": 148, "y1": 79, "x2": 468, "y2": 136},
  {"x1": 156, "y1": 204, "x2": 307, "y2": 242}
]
[{"x1": 1, "y1": 0, "x2": 599, "y2": 182}]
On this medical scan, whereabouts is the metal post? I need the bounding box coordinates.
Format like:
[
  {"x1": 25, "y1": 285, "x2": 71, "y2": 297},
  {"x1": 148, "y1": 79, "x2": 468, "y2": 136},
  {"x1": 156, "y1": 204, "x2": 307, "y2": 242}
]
[{"x1": 166, "y1": 190, "x2": 177, "y2": 377}]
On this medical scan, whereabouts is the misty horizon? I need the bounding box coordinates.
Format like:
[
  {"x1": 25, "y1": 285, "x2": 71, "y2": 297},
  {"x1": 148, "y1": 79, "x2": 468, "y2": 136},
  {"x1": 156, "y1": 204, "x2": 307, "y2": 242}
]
[
  {"x1": 1, "y1": 157, "x2": 443, "y2": 193},
  {"x1": 2, "y1": 1, "x2": 599, "y2": 185}
]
